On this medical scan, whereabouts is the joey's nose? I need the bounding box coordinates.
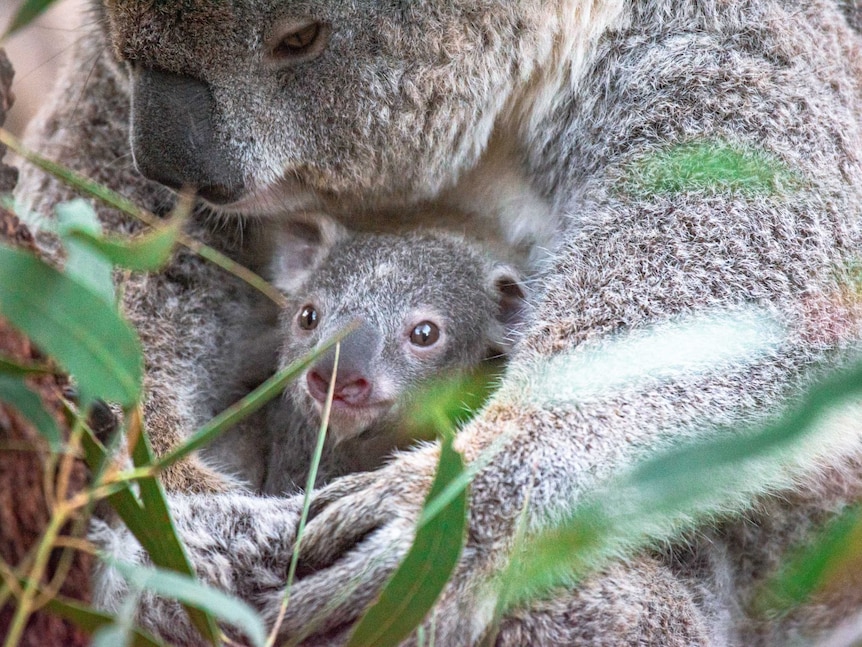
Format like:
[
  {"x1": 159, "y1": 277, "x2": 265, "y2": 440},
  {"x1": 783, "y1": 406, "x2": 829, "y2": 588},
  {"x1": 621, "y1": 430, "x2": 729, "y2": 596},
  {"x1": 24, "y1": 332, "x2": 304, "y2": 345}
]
[{"x1": 307, "y1": 370, "x2": 371, "y2": 406}]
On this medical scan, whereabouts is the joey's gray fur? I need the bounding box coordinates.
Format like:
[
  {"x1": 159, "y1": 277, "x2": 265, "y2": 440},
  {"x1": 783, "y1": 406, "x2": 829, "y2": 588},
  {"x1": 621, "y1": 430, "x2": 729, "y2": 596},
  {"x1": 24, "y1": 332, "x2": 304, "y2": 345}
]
[
  {"x1": 15, "y1": 0, "x2": 862, "y2": 644},
  {"x1": 208, "y1": 219, "x2": 524, "y2": 492}
]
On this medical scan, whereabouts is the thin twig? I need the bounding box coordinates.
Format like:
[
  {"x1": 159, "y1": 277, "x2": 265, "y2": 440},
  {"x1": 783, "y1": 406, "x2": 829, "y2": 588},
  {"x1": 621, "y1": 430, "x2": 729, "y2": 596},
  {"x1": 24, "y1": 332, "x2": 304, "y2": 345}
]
[
  {"x1": 0, "y1": 128, "x2": 286, "y2": 307},
  {"x1": 2, "y1": 509, "x2": 70, "y2": 647},
  {"x1": 266, "y1": 343, "x2": 340, "y2": 647}
]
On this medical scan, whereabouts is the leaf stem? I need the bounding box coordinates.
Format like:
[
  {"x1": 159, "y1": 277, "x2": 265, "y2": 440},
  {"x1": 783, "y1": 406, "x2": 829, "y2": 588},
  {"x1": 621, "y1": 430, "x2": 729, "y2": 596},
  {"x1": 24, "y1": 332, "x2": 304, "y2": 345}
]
[
  {"x1": 266, "y1": 343, "x2": 340, "y2": 647},
  {"x1": 0, "y1": 128, "x2": 286, "y2": 307}
]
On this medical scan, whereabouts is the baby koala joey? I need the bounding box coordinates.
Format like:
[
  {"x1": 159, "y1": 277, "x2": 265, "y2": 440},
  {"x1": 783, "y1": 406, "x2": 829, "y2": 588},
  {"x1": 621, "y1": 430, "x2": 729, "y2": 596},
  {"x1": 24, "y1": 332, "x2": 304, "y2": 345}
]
[{"x1": 214, "y1": 214, "x2": 528, "y2": 493}]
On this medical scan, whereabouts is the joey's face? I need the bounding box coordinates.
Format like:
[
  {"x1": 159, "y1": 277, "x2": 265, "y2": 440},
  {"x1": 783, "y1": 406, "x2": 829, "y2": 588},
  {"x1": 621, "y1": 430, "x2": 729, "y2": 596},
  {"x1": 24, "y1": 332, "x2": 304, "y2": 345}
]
[
  {"x1": 275, "y1": 235, "x2": 505, "y2": 443},
  {"x1": 101, "y1": 0, "x2": 548, "y2": 214},
  {"x1": 280, "y1": 294, "x2": 473, "y2": 444}
]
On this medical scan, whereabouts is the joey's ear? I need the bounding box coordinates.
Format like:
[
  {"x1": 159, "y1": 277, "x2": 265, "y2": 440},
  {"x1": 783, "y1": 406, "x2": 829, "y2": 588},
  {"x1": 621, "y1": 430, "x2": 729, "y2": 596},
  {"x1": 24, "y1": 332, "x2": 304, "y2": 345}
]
[
  {"x1": 270, "y1": 212, "x2": 348, "y2": 293},
  {"x1": 488, "y1": 264, "x2": 529, "y2": 351}
]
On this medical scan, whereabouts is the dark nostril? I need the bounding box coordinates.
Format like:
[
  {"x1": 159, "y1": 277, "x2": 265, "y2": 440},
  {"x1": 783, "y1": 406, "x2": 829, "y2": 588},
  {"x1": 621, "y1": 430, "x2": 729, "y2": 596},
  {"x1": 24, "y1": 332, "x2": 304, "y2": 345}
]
[
  {"x1": 306, "y1": 371, "x2": 330, "y2": 403},
  {"x1": 197, "y1": 183, "x2": 244, "y2": 205},
  {"x1": 134, "y1": 162, "x2": 183, "y2": 192},
  {"x1": 306, "y1": 371, "x2": 371, "y2": 406}
]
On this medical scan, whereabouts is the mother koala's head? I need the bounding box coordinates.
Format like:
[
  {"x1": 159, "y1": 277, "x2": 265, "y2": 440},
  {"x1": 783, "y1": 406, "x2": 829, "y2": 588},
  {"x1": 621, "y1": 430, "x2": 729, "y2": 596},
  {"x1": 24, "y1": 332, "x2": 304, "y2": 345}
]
[{"x1": 101, "y1": 0, "x2": 566, "y2": 215}]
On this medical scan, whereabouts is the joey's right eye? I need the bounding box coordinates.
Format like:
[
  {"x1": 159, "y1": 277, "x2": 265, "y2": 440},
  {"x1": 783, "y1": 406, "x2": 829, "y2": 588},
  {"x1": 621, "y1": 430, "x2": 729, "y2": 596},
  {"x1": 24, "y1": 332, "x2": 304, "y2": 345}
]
[
  {"x1": 298, "y1": 305, "x2": 319, "y2": 330},
  {"x1": 410, "y1": 321, "x2": 440, "y2": 347},
  {"x1": 269, "y1": 22, "x2": 329, "y2": 63}
]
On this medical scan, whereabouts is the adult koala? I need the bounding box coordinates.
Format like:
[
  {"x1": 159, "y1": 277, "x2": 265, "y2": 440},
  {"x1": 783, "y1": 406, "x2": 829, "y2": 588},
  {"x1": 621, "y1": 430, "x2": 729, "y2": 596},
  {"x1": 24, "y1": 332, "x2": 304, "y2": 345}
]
[{"x1": 16, "y1": 0, "x2": 862, "y2": 645}]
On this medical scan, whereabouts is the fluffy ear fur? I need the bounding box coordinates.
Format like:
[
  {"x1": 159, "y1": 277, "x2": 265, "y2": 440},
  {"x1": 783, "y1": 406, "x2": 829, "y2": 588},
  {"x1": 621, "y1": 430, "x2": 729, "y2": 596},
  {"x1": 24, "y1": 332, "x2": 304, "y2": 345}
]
[
  {"x1": 487, "y1": 264, "x2": 528, "y2": 353},
  {"x1": 269, "y1": 212, "x2": 348, "y2": 294}
]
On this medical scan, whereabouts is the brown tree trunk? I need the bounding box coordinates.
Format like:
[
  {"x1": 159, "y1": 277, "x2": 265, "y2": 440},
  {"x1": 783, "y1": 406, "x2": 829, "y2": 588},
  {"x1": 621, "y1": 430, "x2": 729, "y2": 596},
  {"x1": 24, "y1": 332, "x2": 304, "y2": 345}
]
[{"x1": 0, "y1": 48, "x2": 92, "y2": 647}]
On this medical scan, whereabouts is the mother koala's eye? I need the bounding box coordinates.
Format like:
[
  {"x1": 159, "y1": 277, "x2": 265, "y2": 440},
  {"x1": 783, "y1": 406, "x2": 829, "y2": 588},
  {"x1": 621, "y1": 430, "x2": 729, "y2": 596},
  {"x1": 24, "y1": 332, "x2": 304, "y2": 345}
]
[
  {"x1": 269, "y1": 21, "x2": 329, "y2": 63},
  {"x1": 298, "y1": 305, "x2": 319, "y2": 331},
  {"x1": 410, "y1": 321, "x2": 440, "y2": 347}
]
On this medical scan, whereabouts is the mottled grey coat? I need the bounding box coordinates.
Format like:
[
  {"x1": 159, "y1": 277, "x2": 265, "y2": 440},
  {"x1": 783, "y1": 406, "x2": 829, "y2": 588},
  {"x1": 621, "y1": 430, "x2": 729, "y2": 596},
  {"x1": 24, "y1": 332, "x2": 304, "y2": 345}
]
[{"x1": 16, "y1": 0, "x2": 862, "y2": 645}]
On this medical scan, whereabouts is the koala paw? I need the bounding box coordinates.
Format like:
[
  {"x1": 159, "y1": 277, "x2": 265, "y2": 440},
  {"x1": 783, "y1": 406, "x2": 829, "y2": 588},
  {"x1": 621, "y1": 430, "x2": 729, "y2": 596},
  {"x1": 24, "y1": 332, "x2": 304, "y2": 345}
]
[{"x1": 268, "y1": 445, "x2": 490, "y2": 644}]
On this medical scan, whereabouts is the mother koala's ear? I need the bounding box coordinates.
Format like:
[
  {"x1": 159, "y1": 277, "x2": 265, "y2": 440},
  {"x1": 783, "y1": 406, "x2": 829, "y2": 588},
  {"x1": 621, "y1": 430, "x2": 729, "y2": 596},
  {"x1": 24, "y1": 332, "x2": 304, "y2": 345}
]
[
  {"x1": 269, "y1": 212, "x2": 349, "y2": 293},
  {"x1": 487, "y1": 264, "x2": 530, "y2": 353}
]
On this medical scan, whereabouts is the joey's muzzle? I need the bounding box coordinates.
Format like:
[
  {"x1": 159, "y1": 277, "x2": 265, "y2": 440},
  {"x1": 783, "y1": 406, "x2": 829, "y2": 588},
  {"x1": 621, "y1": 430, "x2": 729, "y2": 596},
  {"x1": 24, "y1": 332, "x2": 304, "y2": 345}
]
[{"x1": 129, "y1": 66, "x2": 245, "y2": 205}]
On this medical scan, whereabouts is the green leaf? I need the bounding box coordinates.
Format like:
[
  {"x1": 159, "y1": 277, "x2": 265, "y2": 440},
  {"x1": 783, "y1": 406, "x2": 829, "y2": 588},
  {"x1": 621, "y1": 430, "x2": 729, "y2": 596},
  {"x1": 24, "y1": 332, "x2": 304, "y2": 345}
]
[
  {"x1": 0, "y1": 374, "x2": 61, "y2": 450},
  {"x1": 127, "y1": 416, "x2": 222, "y2": 644},
  {"x1": 3, "y1": 0, "x2": 57, "y2": 37},
  {"x1": 43, "y1": 594, "x2": 166, "y2": 647},
  {"x1": 56, "y1": 200, "x2": 115, "y2": 304},
  {"x1": 401, "y1": 364, "x2": 504, "y2": 444},
  {"x1": 347, "y1": 431, "x2": 468, "y2": 647},
  {"x1": 92, "y1": 624, "x2": 134, "y2": 647},
  {"x1": 0, "y1": 130, "x2": 286, "y2": 307},
  {"x1": 755, "y1": 505, "x2": 862, "y2": 615},
  {"x1": 0, "y1": 244, "x2": 142, "y2": 406},
  {"x1": 77, "y1": 416, "x2": 221, "y2": 645},
  {"x1": 108, "y1": 560, "x2": 267, "y2": 647},
  {"x1": 625, "y1": 140, "x2": 800, "y2": 197},
  {"x1": 63, "y1": 209, "x2": 185, "y2": 272},
  {"x1": 75, "y1": 404, "x2": 220, "y2": 642},
  {"x1": 0, "y1": 353, "x2": 55, "y2": 376}
]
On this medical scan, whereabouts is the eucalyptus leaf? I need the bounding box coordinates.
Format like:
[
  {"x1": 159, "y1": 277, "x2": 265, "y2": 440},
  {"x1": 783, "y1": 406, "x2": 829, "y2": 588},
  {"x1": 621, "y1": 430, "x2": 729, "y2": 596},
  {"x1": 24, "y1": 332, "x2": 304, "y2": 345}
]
[
  {"x1": 63, "y1": 210, "x2": 185, "y2": 272},
  {"x1": 3, "y1": 0, "x2": 57, "y2": 37},
  {"x1": 497, "y1": 356, "x2": 862, "y2": 611},
  {"x1": 127, "y1": 415, "x2": 222, "y2": 644},
  {"x1": 755, "y1": 505, "x2": 862, "y2": 615},
  {"x1": 0, "y1": 374, "x2": 61, "y2": 450},
  {"x1": 92, "y1": 623, "x2": 134, "y2": 647},
  {"x1": 0, "y1": 353, "x2": 55, "y2": 376},
  {"x1": 108, "y1": 560, "x2": 267, "y2": 647},
  {"x1": 44, "y1": 594, "x2": 166, "y2": 647},
  {"x1": 0, "y1": 244, "x2": 142, "y2": 406},
  {"x1": 56, "y1": 200, "x2": 114, "y2": 304},
  {"x1": 347, "y1": 431, "x2": 467, "y2": 647},
  {"x1": 625, "y1": 140, "x2": 800, "y2": 197}
]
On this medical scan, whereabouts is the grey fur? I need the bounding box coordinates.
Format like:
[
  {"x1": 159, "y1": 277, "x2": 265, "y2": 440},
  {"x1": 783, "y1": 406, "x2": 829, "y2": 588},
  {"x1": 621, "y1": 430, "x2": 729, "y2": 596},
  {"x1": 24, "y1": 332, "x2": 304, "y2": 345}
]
[
  {"x1": 208, "y1": 218, "x2": 524, "y2": 492},
  {"x1": 15, "y1": 0, "x2": 862, "y2": 644}
]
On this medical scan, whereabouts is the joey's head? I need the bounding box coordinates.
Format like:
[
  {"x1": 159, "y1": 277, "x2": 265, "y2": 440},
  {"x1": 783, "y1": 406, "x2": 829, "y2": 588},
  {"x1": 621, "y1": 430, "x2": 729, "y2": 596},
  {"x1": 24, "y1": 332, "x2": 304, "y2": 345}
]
[
  {"x1": 100, "y1": 0, "x2": 561, "y2": 213},
  {"x1": 269, "y1": 215, "x2": 527, "y2": 443}
]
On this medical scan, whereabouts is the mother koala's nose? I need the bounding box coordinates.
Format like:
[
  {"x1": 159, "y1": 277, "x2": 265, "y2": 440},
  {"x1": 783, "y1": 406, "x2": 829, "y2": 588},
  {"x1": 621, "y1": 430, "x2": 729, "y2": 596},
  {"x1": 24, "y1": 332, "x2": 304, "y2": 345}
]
[{"x1": 129, "y1": 66, "x2": 245, "y2": 205}]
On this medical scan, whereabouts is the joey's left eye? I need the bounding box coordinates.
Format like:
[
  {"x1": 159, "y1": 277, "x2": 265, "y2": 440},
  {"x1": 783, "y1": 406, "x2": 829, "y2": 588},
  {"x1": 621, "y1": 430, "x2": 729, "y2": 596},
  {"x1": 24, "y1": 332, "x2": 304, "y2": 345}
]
[
  {"x1": 298, "y1": 305, "x2": 319, "y2": 330},
  {"x1": 410, "y1": 321, "x2": 440, "y2": 347}
]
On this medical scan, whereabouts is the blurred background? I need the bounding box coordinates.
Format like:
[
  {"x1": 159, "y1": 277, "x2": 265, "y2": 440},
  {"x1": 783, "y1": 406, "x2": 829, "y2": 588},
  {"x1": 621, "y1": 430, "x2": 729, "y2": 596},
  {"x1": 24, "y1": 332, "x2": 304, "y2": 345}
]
[{"x1": 1, "y1": 0, "x2": 87, "y2": 136}]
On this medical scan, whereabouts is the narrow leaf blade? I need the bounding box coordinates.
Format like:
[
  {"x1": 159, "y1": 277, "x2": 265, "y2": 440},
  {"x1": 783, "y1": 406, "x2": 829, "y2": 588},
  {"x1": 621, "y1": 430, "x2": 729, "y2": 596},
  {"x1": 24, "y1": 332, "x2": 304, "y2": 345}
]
[
  {"x1": 755, "y1": 505, "x2": 862, "y2": 615},
  {"x1": 347, "y1": 432, "x2": 467, "y2": 647},
  {"x1": 65, "y1": 213, "x2": 185, "y2": 272},
  {"x1": 0, "y1": 374, "x2": 61, "y2": 450},
  {"x1": 109, "y1": 561, "x2": 267, "y2": 647},
  {"x1": 128, "y1": 415, "x2": 221, "y2": 644},
  {"x1": 497, "y1": 358, "x2": 862, "y2": 611},
  {"x1": 0, "y1": 353, "x2": 55, "y2": 376},
  {"x1": 3, "y1": 0, "x2": 56, "y2": 37},
  {"x1": 56, "y1": 200, "x2": 115, "y2": 304},
  {"x1": 0, "y1": 244, "x2": 142, "y2": 405},
  {"x1": 78, "y1": 412, "x2": 220, "y2": 643},
  {"x1": 43, "y1": 595, "x2": 166, "y2": 647}
]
